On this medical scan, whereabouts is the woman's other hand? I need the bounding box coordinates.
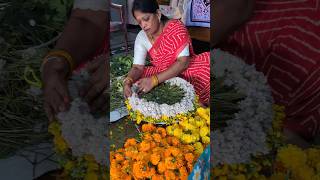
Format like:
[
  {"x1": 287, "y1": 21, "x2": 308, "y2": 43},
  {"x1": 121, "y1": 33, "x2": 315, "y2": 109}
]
[
  {"x1": 42, "y1": 57, "x2": 71, "y2": 121},
  {"x1": 136, "y1": 77, "x2": 153, "y2": 94},
  {"x1": 80, "y1": 54, "x2": 108, "y2": 113}
]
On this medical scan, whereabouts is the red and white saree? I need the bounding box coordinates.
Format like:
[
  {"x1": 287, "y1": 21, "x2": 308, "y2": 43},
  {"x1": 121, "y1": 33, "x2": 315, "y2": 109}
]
[{"x1": 142, "y1": 20, "x2": 210, "y2": 105}]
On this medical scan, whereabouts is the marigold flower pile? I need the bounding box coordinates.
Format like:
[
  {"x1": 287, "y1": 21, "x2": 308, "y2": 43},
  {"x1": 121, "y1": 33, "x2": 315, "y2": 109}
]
[{"x1": 110, "y1": 123, "x2": 204, "y2": 180}]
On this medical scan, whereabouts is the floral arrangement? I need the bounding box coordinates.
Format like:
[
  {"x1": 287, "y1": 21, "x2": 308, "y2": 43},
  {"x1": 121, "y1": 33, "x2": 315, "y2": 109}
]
[
  {"x1": 211, "y1": 49, "x2": 320, "y2": 179},
  {"x1": 110, "y1": 123, "x2": 200, "y2": 180},
  {"x1": 212, "y1": 49, "x2": 274, "y2": 165},
  {"x1": 49, "y1": 71, "x2": 108, "y2": 180},
  {"x1": 127, "y1": 77, "x2": 197, "y2": 124}
]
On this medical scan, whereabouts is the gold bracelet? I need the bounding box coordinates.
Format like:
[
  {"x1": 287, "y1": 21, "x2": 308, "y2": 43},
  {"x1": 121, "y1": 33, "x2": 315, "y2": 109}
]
[
  {"x1": 123, "y1": 76, "x2": 134, "y2": 84},
  {"x1": 42, "y1": 49, "x2": 75, "y2": 73},
  {"x1": 152, "y1": 75, "x2": 159, "y2": 87}
]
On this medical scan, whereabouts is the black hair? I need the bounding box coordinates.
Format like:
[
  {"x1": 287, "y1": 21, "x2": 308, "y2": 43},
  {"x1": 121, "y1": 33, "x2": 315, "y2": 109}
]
[{"x1": 132, "y1": 0, "x2": 169, "y2": 22}]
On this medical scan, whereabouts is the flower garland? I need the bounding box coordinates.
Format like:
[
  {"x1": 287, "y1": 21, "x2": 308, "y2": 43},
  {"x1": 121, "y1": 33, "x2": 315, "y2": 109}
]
[
  {"x1": 49, "y1": 71, "x2": 108, "y2": 179},
  {"x1": 212, "y1": 49, "x2": 274, "y2": 165},
  {"x1": 127, "y1": 77, "x2": 197, "y2": 124},
  {"x1": 110, "y1": 123, "x2": 200, "y2": 180}
]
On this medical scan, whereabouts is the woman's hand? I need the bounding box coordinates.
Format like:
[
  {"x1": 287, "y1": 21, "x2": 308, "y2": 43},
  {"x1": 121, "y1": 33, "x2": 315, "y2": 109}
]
[
  {"x1": 80, "y1": 54, "x2": 108, "y2": 112},
  {"x1": 136, "y1": 77, "x2": 154, "y2": 94},
  {"x1": 42, "y1": 57, "x2": 71, "y2": 121},
  {"x1": 124, "y1": 83, "x2": 133, "y2": 98}
]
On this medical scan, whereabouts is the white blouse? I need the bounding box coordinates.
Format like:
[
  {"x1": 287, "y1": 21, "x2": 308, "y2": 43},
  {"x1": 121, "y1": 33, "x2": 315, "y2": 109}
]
[
  {"x1": 133, "y1": 30, "x2": 190, "y2": 65},
  {"x1": 73, "y1": 0, "x2": 109, "y2": 11}
]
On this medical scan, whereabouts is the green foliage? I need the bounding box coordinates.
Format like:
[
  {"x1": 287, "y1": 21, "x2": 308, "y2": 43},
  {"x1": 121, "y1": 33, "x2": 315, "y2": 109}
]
[
  {"x1": 141, "y1": 83, "x2": 185, "y2": 105},
  {"x1": 212, "y1": 77, "x2": 246, "y2": 130},
  {"x1": 0, "y1": 0, "x2": 73, "y2": 52}
]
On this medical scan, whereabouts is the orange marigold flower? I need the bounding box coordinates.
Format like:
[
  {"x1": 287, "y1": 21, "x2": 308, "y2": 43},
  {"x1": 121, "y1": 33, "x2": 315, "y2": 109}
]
[
  {"x1": 184, "y1": 153, "x2": 194, "y2": 163},
  {"x1": 179, "y1": 167, "x2": 188, "y2": 180},
  {"x1": 143, "y1": 133, "x2": 153, "y2": 141},
  {"x1": 171, "y1": 137, "x2": 181, "y2": 146},
  {"x1": 145, "y1": 167, "x2": 156, "y2": 178},
  {"x1": 115, "y1": 153, "x2": 125, "y2": 162},
  {"x1": 151, "y1": 174, "x2": 165, "y2": 180},
  {"x1": 187, "y1": 162, "x2": 193, "y2": 172},
  {"x1": 142, "y1": 123, "x2": 156, "y2": 133},
  {"x1": 165, "y1": 157, "x2": 177, "y2": 170},
  {"x1": 169, "y1": 147, "x2": 181, "y2": 157},
  {"x1": 150, "y1": 153, "x2": 161, "y2": 165},
  {"x1": 150, "y1": 141, "x2": 157, "y2": 148},
  {"x1": 183, "y1": 145, "x2": 194, "y2": 152},
  {"x1": 157, "y1": 161, "x2": 166, "y2": 174},
  {"x1": 152, "y1": 133, "x2": 162, "y2": 143},
  {"x1": 132, "y1": 161, "x2": 145, "y2": 179},
  {"x1": 156, "y1": 127, "x2": 167, "y2": 138},
  {"x1": 124, "y1": 138, "x2": 137, "y2": 148},
  {"x1": 164, "y1": 170, "x2": 176, "y2": 180},
  {"x1": 139, "y1": 141, "x2": 151, "y2": 152},
  {"x1": 176, "y1": 157, "x2": 185, "y2": 168}
]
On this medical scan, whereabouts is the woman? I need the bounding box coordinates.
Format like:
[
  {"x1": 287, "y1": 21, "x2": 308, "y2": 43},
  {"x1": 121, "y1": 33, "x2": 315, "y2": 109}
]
[
  {"x1": 123, "y1": 0, "x2": 210, "y2": 106},
  {"x1": 214, "y1": 0, "x2": 320, "y2": 143}
]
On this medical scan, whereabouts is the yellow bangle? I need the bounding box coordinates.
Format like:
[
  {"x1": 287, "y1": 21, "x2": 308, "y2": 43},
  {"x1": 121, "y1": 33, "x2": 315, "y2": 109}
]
[
  {"x1": 152, "y1": 75, "x2": 159, "y2": 87},
  {"x1": 42, "y1": 49, "x2": 75, "y2": 72}
]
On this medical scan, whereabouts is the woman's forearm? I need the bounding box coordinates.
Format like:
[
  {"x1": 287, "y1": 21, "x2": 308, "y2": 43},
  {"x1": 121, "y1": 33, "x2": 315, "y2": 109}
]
[
  {"x1": 55, "y1": 9, "x2": 108, "y2": 67},
  {"x1": 127, "y1": 65, "x2": 145, "y2": 82},
  {"x1": 212, "y1": 0, "x2": 255, "y2": 46},
  {"x1": 157, "y1": 57, "x2": 189, "y2": 83}
]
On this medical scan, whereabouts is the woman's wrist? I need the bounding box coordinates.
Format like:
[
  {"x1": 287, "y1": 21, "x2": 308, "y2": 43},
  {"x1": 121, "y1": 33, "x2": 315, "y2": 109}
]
[{"x1": 41, "y1": 56, "x2": 70, "y2": 80}]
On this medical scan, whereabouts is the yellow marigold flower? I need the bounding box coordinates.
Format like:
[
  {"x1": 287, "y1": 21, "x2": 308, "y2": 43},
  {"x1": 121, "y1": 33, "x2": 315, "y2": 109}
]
[
  {"x1": 136, "y1": 113, "x2": 143, "y2": 124},
  {"x1": 54, "y1": 136, "x2": 68, "y2": 154},
  {"x1": 184, "y1": 123, "x2": 196, "y2": 131},
  {"x1": 142, "y1": 123, "x2": 156, "y2": 133},
  {"x1": 202, "y1": 136, "x2": 210, "y2": 144},
  {"x1": 200, "y1": 126, "x2": 209, "y2": 137},
  {"x1": 277, "y1": 144, "x2": 307, "y2": 171},
  {"x1": 181, "y1": 134, "x2": 196, "y2": 144},
  {"x1": 166, "y1": 126, "x2": 174, "y2": 136},
  {"x1": 161, "y1": 115, "x2": 169, "y2": 121},
  {"x1": 292, "y1": 165, "x2": 315, "y2": 180},
  {"x1": 194, "y1": 142, "x2": 203, "y2": 155},
  {"x1": 306, "y1": 148, "x2": 320, "y2": 168},
  {"x1": 84, "y1": 172, "x2": 98, "y2": 180},
  {"x1": 48, "y1": 121, "x2": 61, "y2": 136},
  {"x1": 64, "y1": 160, "x2": 74, "y2": 172},
  {"x1": 196, "y1": 107, "x2": 209, "y2": 121},
  {"x1": 150, "y1": 153, "x2": 161, "y2": 165},
  {"x1": 173, "y1": 128, "x2": 183, "y2": 138}
]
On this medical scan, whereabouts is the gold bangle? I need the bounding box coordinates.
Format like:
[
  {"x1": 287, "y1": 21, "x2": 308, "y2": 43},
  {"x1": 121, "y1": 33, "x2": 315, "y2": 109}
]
[
  {"x1": 123, "y1": 76, "x2": 134, "y2": 84},
  {"x1": 152, "y1": 75, "x2": 159, "y2": 87},
  {"x1": 42, "y1": 49, "x2": 75, "y2": 72}
]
